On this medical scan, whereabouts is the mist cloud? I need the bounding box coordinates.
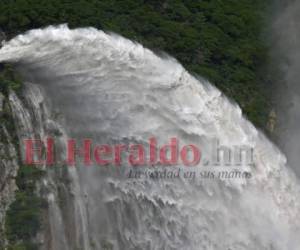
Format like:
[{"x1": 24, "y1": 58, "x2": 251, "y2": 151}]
[{"x1": 272, "y1": 0, "x2": 300, "y2": 175}]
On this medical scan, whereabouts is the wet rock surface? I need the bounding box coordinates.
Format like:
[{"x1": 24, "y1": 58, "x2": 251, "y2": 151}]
[{"x1": 0, "y1": 122, "x2": 19, "y2": 247}]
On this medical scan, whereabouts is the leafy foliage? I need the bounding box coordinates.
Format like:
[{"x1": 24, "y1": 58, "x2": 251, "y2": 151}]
[
  {"x1": 0, "y1": 0, "x2": 271, "y2": 128},
  {"x1": 0, "y1": 64, "x2": 22, "y2": 95},
  {"x1": 5, "y1": 166, "x2": 45, "y2": 250}
]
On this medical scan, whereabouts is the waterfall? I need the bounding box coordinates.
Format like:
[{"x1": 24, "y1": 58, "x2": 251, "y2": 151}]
[{"x1": 1, "y1": 25, "x2": 300, "y2": 250}]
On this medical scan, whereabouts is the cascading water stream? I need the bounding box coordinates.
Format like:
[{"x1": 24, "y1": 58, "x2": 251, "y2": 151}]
[{"x1": 1, "y1": 25, "x2": 300, "y2": 250}]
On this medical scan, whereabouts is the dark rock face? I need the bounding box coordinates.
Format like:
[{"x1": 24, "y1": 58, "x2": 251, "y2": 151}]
[
  {"x1": 0, "y1": 31, "x2": 6, "y2": 48},
  {"x1": 0, "y1": 122, "x2": 19, "y2": 247},
  {"x1": 0, "y1": 92, "x2": 4, "y2": 116},
  {"x1": 0, "y1": 30, "x2": 6, "y2": 40},
  {"x1": 0, "y1": 87, "x2": 22, "y2": 247}
]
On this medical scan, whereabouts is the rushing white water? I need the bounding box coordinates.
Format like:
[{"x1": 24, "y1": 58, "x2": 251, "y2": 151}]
[{"x1": 1, "y1": 25, "x2": 300, "y2": 250}]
